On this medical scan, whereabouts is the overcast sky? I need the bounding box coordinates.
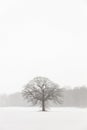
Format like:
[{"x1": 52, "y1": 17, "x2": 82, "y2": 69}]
[{"x1": 0, "y1": 0, "x2": 87, "y2": 94}]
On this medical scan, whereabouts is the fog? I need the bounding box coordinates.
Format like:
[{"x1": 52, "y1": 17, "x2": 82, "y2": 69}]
[{"x1": 0, "y1": 0, "x2": 87, "y2": 94}]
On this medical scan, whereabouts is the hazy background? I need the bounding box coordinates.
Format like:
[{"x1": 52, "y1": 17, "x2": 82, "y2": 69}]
[
  {"x1": 0, "y1": 0, "x2": 87, "y2": 94},
  {"x1": 0, "y1": 87, "x2": 87, "y2": 107}
]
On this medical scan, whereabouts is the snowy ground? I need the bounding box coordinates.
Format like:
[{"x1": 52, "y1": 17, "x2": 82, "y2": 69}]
[{"x1": 0, "y1": 107, "x2": 87, "y2": 130}]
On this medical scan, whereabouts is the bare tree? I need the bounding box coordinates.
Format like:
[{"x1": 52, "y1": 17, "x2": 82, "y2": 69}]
[{"x1": 22, "y1": 77, "x2": 63, "y2": 111}]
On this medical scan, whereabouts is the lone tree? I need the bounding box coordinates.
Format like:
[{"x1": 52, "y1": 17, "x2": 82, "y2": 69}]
[{"x1": 22, "y1": 77, "x2": 63, "y2": 111}]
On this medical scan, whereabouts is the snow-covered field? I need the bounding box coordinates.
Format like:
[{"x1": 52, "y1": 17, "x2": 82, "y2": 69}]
[{"x1": 0, "y1": 107, "x2": 87, "y2": 130}]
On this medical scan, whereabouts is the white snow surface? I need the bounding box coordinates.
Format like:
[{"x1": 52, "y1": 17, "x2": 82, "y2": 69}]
[{"x1": 0, "y1": 107, "x2": 87, "y2": 130}]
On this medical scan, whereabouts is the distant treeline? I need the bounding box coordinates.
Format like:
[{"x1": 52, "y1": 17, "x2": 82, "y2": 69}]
[
  {"x1": 63, "y1": 87, "x2": 87, "y2": 107},
  {"x1": 0, "y1": 87, "x2": 87, "y2": 107}
]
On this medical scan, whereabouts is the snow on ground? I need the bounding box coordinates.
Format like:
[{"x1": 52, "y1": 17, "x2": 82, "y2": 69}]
[{"x1": 0, "y1": 107, "x2": 87, "y2": 130}]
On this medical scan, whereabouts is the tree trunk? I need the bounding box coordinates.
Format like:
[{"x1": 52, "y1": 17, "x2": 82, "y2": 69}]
[
  {"x1": 42, "y1": 99, "x2": 45, "y2": 111},
  {"x1": 42, "y1": 89, "x2": 45, "y2": 111}
]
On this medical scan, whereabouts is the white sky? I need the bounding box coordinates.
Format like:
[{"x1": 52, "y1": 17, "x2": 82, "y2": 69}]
[{"x1": 0, "y1": 0, "x2": 87, "y2": 94}]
